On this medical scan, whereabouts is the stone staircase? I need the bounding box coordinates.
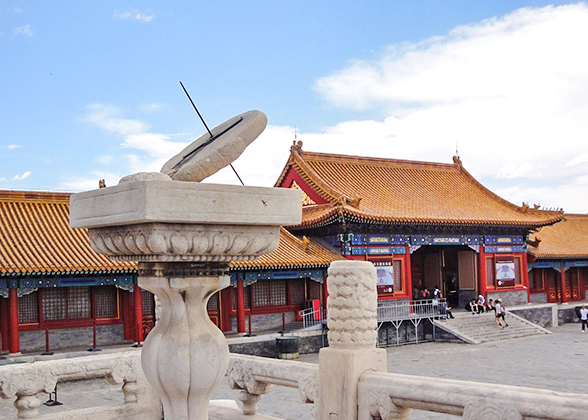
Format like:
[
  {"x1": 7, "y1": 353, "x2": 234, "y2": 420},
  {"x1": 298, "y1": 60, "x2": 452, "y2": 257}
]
[{"x1": 435, "y1": 311, "x2": 551, "y2": 344}]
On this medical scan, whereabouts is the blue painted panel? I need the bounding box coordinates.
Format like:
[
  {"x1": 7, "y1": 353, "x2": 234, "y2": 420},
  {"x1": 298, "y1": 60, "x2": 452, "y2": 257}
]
[
  {"x1": 485, "y1": 245, "x2": 525, "y2": 253},
  {"x1": 351, "y1": 246, "x2": 406, "y2": 255},
  {"x1": 565, "y1": 261, "x2": 588, "y2": 268},
  {"x1": 410, "y1": 235, "x2": 480, "y2": 246},
  {"x1": 484, "y1": 235, "x2": 525, "y2": 245}
]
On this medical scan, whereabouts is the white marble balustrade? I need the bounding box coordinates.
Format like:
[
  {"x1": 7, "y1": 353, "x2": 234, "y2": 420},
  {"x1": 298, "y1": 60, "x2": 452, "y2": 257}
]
[{"x1": 0, "y1": 351, "x2": 160, "y2": 420}]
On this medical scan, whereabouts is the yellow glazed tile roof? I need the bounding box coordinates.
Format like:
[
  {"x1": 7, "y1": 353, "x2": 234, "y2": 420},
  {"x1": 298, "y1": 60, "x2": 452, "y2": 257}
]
[
  {"x1": 230, "y1": 228, "x2": 345, "y2": 270},
  {"x1": 276, "y1": 145, "x2": 564, "y2": 229},
  {"x1": 0, "y1": 190, "x2": 342, "y2": 275},
  {"x1": 0, "y1": 190, "x2": 136, "y2": 275},
  {"x1": 529, "y1": 214, "x2": 588, "y2": 258}
]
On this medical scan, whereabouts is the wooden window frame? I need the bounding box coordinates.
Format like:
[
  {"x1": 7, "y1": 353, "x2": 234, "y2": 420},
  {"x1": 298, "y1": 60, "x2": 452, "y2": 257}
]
[{"x1": 18, "y1": 286, "x2": 122, "y2": 331}]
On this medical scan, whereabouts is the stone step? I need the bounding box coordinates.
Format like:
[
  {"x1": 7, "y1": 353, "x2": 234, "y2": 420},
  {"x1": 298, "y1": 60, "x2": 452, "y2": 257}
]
[{"x1": 435, "y1": 312, "x2": 549, "y2": 344}]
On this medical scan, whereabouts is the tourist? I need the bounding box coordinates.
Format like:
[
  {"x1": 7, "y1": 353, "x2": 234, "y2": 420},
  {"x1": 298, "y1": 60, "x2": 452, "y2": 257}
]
[
  {"x1": 467, "y1": 299, "x2": 478, "y2": 315},
  {"x1": 434, "y1": 285, "x2": 442, "y2": 299},
  {"x1": 495, "y1": 299, "x2": 508, "y2": 328},
  {"x1": 477, "y1": 294, "x2": 486, "y2": 314},
  {"x1": 487, "y1": 299, "x2": 495, "y2": 312},
  {"x1": 421, "y1": 287, "x2": 431, "y2": 300},
  {"x1": 580, "y1": 305, "x2": 588, "y2": 332}
]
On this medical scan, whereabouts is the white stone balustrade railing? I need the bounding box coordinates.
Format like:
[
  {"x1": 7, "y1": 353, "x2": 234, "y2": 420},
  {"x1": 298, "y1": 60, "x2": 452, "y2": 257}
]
[
  {"x1": 226, "y1": 353, "x2": 318, "y2": 416},
  {"x1": 358, "y1": 371, "x2": 588, "y2": 420},
  {"x1": 0, "y1": 351, "x2": 160, "y2": 420}
]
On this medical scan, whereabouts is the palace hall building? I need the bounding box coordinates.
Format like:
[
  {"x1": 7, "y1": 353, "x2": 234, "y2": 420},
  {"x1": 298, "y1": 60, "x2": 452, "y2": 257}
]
[
  {"x1": 2, "y1": 143, "x2": 585, "y2": 354},
  {"x1": 276, "y1": 142, "x2": 564, "y2": 308},
  {"x1": 527, "y1": 214, "x2": 588, "y2": 303},
  {"x1": 0, "y1": 190, "x2": 341, "y2": 354}
]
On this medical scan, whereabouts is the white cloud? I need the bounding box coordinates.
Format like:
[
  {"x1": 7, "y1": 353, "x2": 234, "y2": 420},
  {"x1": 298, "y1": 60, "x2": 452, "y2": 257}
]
[
  {"x1": 80, "y1": 104, "x2": 188, "y2": 177},
  {"x1": 566, "y1": 153, "x2": 588, "y2": 167},
  {"x1": 82, "y1": 104, "x2": 149, "y2": 135},
  {"x1": 140, "y1": 103, "x2": 165, "y2": 113},
  {"x1": 309, "y1": 3, "x2": 588, "y2": 212},
  {"x1": 0, "y1": 178, "x2": 5, "y2": 182},
  {"x1": 14, "y1": 24, "x2": 33, "y2": 37},
  {"x1": 7, "y1": 145, "x2": 20, "y2": 150},
  {"x1": 496, "y1": 163, "x2": 536, "y2": 179},
  {"x1": 113, "y1": 9, "x2": 154, "y2": 22},
  {"x1": 13, "y1": 171, "x2": 31, "y2": 181}
]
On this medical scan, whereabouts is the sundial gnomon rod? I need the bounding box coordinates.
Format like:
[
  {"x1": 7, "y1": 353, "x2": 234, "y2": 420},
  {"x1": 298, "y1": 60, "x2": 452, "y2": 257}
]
[{"x1": 179, "y1": 81, "x2": 245, "y2": 186}]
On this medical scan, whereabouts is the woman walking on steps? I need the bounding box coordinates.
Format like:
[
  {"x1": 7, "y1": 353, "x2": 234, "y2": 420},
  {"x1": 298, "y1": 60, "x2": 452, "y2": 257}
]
[{"x1": 495, "y1": 299, "x2": 508, "y2": 328}]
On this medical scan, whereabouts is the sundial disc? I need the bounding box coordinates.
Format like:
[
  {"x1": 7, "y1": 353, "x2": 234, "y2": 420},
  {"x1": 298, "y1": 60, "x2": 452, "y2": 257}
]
[{"x1": 161, "y1": 110, "x2": 267, "y2": 182}]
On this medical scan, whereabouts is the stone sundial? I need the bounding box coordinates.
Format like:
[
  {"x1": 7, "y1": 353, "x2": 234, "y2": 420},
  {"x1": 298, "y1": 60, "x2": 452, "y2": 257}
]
[{"x1": 69, "y1": 109, "x2": 301, "y2": 420}]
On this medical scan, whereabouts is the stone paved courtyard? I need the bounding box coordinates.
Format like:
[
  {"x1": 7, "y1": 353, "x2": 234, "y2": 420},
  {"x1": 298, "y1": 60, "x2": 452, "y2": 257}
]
[{"x1": 1, "y1": 322, "x2": 586, "y2": 419}]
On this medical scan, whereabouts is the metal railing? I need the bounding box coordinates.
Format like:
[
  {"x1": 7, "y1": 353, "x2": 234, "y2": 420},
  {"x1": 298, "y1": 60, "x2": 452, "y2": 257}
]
[
  {"x1": 298, "y1": 306, "x2": 327, "y2": 329},
  {"x1": 377, "y1": 298, "x2": 447, "y2": 322}
]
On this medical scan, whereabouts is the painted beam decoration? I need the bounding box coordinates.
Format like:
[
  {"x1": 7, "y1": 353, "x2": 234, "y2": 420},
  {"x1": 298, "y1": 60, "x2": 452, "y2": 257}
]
[
  {"x1": 484, "y1": 235, "x2": 525, "y2": 244},
  {"x1": 0, "y1": 274, "x2": 135, "y2": 297},
  {"x1": 485, "y1": 245, "x2": 525, "y2": 253},
  {"x1": 351, "y1": 246, "x2": 406, "y2": 256},
  {"x1": 351, "y1": 234, "x2": 408, "y2": 245},
  {"x1": 234, "y1": 268, "x2": 325, "y2": 286},
  {"x1": 410, "y1": 234, "x2": 480, "y2": 246}
]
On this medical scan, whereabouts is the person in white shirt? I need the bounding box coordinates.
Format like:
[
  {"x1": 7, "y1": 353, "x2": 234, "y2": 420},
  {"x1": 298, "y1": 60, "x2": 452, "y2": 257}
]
[
  {"x1": 580, "y1": 305, "x2": 588, "y2": 332},
  {"x1": 494, "y1": 299, "x2": 508, "y2": 328}
]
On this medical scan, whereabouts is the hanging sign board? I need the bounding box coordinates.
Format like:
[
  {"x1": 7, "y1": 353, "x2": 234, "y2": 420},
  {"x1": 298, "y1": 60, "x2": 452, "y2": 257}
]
[
  {"x1": 376, "y1": 265, "x2": 394, "y2": 294},
  {"x1": 496, "y1": 261, "x2": 516, "y2": 287}
]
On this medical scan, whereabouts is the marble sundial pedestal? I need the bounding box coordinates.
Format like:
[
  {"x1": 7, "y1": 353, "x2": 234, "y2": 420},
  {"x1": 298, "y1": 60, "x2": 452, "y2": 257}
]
[{"x1": 70, "y1": 110, "x2": 302, "y2": 420}]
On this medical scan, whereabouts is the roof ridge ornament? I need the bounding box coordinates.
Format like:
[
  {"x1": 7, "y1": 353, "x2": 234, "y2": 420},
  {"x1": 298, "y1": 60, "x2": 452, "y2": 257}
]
[
  {"x1": 291, "y1": 139, "x2": 303, "y2": 153},
  {"x1": 452, "y1": 154, "x2": 462, "y2": 168}
]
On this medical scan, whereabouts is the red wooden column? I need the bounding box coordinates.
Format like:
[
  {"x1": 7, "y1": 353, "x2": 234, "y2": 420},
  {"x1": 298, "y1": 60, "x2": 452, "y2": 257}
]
[
  {"x1": 236, "y1": 279, "x2": 246, "y2": 333},
  {"x1": 8, "y1": 288, "x2": 19, "y2": 354},
  {"x1": 478, "y1": 245, "x2": 487, "y2": 299},
  {"x1": 405, "y1": 246, "x2": 413, "y2": 301},
  {"x1": 133, "y1": 284, "x2": 143, "y2": 344},
  {"x1": 1, "y1": 297, "x2": 9, "y2": 352},
  {"x1": 322, "y1": 275, "x2": 329, "y2": 303},
  {"x1": 560, "y1": 262, "x2": 568, "y2": 303},
  {"x1": 522, "y1": 252, "x2": 530, "y2": 303}
]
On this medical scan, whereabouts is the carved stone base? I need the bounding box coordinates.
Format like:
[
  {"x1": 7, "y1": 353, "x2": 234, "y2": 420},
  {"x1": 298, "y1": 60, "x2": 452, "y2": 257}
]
[{"x1": 139, "y1": 262, "x2": 230, "y2": 420}]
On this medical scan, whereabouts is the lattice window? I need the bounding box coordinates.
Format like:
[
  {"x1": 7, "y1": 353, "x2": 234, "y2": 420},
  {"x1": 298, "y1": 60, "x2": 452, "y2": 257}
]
[
  {"x1": 290, "y1": 280, "x2": 305, "y2": 305},
  {"x1": 231, "y1": 285, "x2": 252, "y2": 311},
  {"x1": 244, "y1": 286, "x2": 251, "y2": 309},
  {"x1": 514, "y1": 257, "x2": 521, "y2": 285},
  {"x1": 18, "y1": 291, "x2": 39, "y2": 324},
  {"x1": 486, "y1": 257, "x2": 495, "y2": 287},
  {"x1": 207, "y1": 292, "x2": 219, "y2": 311},
  {"x1": 95, "y1": 286, "x2": 118, "y2": 318},
  {"x1": 142, "y1": 289, "x2": 155, "y2": 316},
  {"x1": 269, "y1": 280, "x2": 287, "y2": 306},
  {"x1": 393, "y1": 260, "x2": 403, "y2": 292},
  {"x1": 67, "y1": 287, "x2": 91, "y2": 319},
  {"x1": 252, "y1": 281, "x2": 271, "y2": 307},
  {"x1": 530, "y1": 270, "x2": 544, "y2": 290},
  {"x1": 42, "y1": 288, "x2": 67, "y2": 321}
]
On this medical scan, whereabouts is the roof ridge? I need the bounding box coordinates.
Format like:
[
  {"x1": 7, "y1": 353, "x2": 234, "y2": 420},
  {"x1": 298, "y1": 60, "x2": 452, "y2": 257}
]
[
  {"x1": 0, "y1": 190, "x2": 72, "y2": 203},
  {"x1": 284, "y1": 144, "x2": 351, "y2": 203},
  {"x1": 298, "y1": 150, "x2": 459, "y2": 171}
]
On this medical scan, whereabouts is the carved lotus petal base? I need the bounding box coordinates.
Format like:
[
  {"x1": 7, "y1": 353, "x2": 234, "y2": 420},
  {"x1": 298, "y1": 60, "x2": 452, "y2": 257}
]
[{"x1": 88, "y1": 223, "x2": 280, "y2": 262}]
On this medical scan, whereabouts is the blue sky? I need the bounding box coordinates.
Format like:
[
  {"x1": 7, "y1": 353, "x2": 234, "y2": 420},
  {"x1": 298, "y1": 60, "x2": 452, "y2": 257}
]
[{"x1": 2, "y1": 1, "x2": 588, "y2": 212}]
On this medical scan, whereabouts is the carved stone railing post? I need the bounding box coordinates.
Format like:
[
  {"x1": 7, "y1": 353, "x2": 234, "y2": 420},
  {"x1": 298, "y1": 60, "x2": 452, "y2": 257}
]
[{"x1": 317, "y1": 260, "x2": 387, "y2": 420}]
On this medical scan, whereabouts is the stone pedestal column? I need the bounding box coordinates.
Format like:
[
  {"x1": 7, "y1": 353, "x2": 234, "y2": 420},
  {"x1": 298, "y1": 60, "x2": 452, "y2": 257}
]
[
  {"x1": 317, "y1": 261, "x2": 387, "y2": 420},
  {"x1": 70, "y1": 178, "x2": 302, "y2": 420},
  {"x1": 138, "y1": 262, "x2": 230, "y2": 419}
]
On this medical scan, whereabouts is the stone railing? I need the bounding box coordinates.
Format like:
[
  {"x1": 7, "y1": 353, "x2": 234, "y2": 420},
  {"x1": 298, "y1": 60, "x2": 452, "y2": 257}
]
[
  {"x1": 0, "y1": 351, "x2": 160, "y2": 420},
  {"x1": 226, "y1": 354, "x2": 318, "y2": 416}
]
